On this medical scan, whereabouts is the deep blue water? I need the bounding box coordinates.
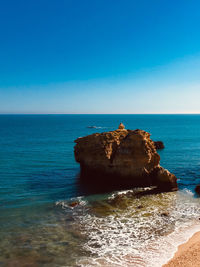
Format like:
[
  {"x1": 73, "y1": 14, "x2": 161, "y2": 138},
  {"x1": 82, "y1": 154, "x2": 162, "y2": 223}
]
[{"x1": 1, "y1": 115, "x2": 200, "y2": 266}]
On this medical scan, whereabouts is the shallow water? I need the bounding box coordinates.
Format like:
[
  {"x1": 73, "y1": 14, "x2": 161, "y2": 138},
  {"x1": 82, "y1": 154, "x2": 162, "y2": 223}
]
[{"x1": 1, "y1": 115, "x2": 200, "y2": 266}]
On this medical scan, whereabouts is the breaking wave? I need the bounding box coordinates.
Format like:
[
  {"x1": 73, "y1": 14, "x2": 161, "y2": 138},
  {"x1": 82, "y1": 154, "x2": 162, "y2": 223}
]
[{"x1": 56, "y1": 188, "x2": 200, "y2": 266}]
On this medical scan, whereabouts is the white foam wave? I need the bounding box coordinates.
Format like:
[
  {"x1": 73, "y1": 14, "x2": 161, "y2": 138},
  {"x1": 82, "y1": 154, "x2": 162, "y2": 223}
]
[
  {"x1": 55, "y1": 196, "x2": 87, "y2": 209},
  {"x1": 76, "y1": 190, "x2": 200, "y2": 267},
  {"x1": 182, "y1": 188, "x2": 194, "y2": 196}
]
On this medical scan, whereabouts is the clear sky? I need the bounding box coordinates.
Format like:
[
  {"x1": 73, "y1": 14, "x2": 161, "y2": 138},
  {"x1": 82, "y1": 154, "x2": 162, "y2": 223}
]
[{"x1": 0, "y1": 0, "x2": 200, "y2": 114}]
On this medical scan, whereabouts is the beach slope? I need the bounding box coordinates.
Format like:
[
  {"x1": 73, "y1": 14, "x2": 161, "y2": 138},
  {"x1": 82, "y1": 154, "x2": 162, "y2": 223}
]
[{"x1": 163, "y1": 231, "x2": 200, "y2": 267}]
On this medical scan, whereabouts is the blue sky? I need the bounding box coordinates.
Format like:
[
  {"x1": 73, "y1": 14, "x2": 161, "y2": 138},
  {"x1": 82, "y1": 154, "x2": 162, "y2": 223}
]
[{"x1": 0, "y1": 0, "x2": 200, "y2": 114}]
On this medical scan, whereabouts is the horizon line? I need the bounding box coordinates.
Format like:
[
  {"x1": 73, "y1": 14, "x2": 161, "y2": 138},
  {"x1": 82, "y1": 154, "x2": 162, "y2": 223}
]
[{"x1": 0, "y1": 113, "x2": 200, "y2": 115}]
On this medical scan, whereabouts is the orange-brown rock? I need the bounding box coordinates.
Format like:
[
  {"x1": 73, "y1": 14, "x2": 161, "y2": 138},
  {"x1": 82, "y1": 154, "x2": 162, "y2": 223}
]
[
  {"x1": 74, "y1": 125, "x2": 178, "y2": 192},
  {"x1": 118, "y1": 122, "x2": 125, "y2": 130}
]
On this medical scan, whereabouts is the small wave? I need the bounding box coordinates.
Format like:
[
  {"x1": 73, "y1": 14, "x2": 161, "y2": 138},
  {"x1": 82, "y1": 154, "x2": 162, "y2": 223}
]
[
  {"x1": 182, "y1": 188, "x2": 194, "y2": 196},
  {"x1": 55, "y1": 196, "x2": 87, "y2": 209}
]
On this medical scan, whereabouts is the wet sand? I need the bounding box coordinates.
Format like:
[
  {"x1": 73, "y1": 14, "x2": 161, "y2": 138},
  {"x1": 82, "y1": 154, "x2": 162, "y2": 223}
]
[{"x1": 163, "y1": 231, "x2": 200, "y2": 267}]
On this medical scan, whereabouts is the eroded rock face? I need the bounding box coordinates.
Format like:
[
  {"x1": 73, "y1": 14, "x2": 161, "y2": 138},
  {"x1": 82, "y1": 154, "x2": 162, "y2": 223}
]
[
  {"x1": 74, "y1": 125, "x2": 178, "y2": 192},
  {"x1": 150, "y1": 166, "x2": 178, "y2": 191}
]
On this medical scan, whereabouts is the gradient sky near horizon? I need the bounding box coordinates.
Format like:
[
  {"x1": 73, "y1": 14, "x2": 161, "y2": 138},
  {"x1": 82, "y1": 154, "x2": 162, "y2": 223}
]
[{"x1": 1, "y1": 0, "x2": 200, "y2": 114}]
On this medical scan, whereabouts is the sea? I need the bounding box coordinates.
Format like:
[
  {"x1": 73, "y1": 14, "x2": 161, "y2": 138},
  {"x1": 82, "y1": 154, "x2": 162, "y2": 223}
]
[{"x1": 1, "y1": 114, "x2": 200, "y2": 267}]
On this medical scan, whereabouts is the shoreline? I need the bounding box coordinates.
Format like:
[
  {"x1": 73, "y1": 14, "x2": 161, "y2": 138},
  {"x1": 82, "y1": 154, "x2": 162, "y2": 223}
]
[{"x1": 163, "y1": 230, "x2": 200, "y2": 267}]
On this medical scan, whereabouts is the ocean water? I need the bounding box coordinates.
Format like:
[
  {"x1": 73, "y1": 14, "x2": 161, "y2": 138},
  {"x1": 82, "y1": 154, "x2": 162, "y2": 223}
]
[{"x1": 0, "y1": 114, "x2": 200, "y2": 266}]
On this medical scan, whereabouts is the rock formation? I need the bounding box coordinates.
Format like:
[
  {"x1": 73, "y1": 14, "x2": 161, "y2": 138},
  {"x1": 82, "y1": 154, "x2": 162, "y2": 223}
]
[
  {"x1": 195, "y1": 185, "x2": 200, "y2": 195},
  {"x1": 74, "y1": 123, "x2": 178, "y2": 192},
  {"x1": 154, "y1": 141, "x2": 165, "y2": 150},
  {"x1": 118, "y1": 122, "x2": 125, "y2": 130}
]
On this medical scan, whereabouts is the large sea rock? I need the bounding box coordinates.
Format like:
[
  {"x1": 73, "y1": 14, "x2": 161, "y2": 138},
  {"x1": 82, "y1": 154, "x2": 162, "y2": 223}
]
[{"x1": 74, "y1": 123, "x2": 178, "y2": 192}]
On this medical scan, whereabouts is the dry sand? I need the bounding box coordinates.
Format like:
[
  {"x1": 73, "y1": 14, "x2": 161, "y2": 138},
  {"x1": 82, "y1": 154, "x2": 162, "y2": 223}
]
[{"x1": 163, "y1": 231, "x2": 200, "y2": 267}]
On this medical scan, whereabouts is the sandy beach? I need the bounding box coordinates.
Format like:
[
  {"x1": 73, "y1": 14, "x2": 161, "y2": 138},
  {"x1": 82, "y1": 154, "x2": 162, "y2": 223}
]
[{"x1": 163, "y1": 231, "x2": 200, "y2": 267}]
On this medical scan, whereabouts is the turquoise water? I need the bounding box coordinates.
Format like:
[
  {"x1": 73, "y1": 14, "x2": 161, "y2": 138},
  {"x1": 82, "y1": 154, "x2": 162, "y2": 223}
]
[{"x1": 1, "y1": 115, "x2": 200, "y2": 266}]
